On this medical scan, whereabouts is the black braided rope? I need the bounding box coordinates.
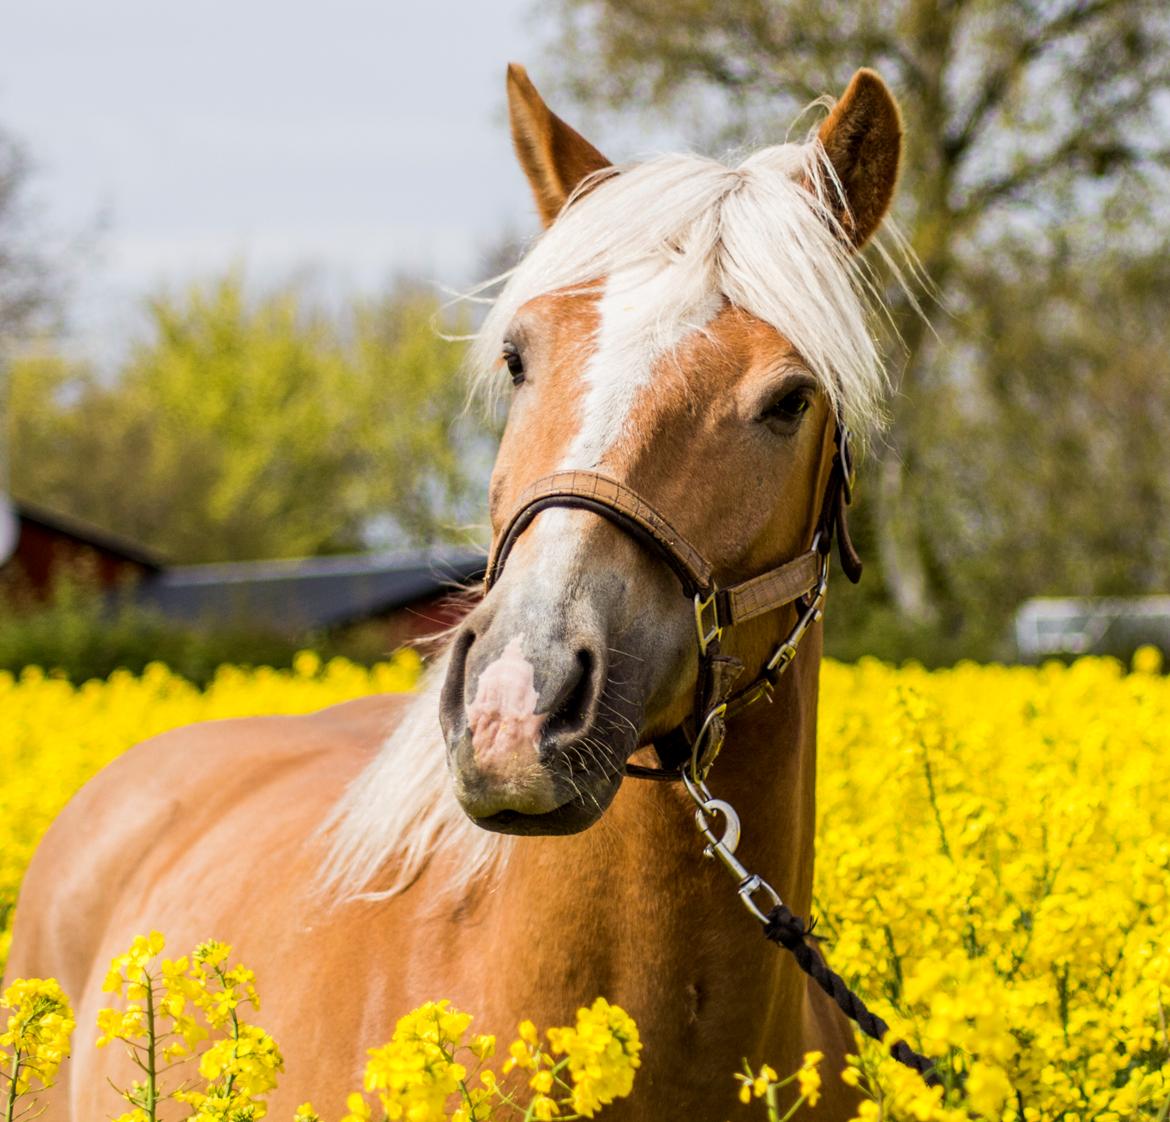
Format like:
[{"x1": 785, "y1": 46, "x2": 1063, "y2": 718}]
[{"x1": 763, "y1": 904, "x2": 945, "y2": 1089}]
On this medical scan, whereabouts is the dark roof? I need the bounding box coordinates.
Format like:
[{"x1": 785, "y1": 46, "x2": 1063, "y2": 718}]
[
  {"x1": 14, "y1": 499, "x2": 165, "y2": 570},
  {"x1": 136, "y1": 546, "x2": 485, "y2": 632}
]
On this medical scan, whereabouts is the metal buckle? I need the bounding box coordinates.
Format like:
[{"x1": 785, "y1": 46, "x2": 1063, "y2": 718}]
[
  {"x1": 766, "y1": 641, "x2": 798, "y2": 674},
  {"x1": 694, "y1": 591, "x2": 722, "y2": 655}
]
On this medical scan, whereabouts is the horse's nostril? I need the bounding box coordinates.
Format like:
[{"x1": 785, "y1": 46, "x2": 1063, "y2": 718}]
[
  {"x1": 439, "y1": 627, "x2": 477, "y2": 730},
  {"x1": 545, "y1": 647, "x2": 601, "y2": 742}
]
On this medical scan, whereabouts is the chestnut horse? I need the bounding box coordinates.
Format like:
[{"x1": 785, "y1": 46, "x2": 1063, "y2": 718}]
[{"x1": 8, "y1": 63, "x2": 905, "y2": 1121}]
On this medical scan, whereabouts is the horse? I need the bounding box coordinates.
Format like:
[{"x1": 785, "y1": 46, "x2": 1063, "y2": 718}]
[{"x1": 7, "y1": 61, "x2": 905, "y2": 1121}]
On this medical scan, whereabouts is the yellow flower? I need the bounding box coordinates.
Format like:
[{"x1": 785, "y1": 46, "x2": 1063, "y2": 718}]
[
  {"x1": 102, "y1": 931, "x2": 166, "y2": 994},
  {"x1": 341, "y1": 1091, "x2": 372, "y2": 1122},
  {"x1": 966, "y1": 1061, "x2": 1012, "y2": 1116},
  {"x1": 470, "y1": 1032, "x2": 496, "y2": 1059},
  {"x1": 361, "y1": 1000, "x2": 476, "y2": 1122},
  {"x1": 530, "y1": 1069, "x2": 554, "y2": 1093},
  {"x1": 0, "y1": 977, "x2": 75, "y2": 1096},
  {"x1": 293, "y1": 1102, "x2": 321, "y2": 1122},
  {"x1": 531, "y1": 1093, "x2": 559, "y2": 1120},
  {"x1": 753, "y1": 1062, "x2": 779, "y2": 1097},
  {"x1": 547, "y1": 998, "x2": 641, "y2": 1117},
  {"x1": 1132, "y1": 644, "x2": 1163, "y2": 675},
  {"x1": 798, "y1": 1052, "x2": 823, "y2": 1107}
]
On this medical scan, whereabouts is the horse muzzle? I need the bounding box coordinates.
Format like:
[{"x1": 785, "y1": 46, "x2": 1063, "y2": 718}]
[{"x1": 438, "y1": 588, "x2": 636, "y2": 835}]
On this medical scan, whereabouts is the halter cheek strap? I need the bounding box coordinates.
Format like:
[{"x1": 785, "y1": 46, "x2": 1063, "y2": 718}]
[{"x1": 483, "y1": 424, "x2": 860, "y2": 784}]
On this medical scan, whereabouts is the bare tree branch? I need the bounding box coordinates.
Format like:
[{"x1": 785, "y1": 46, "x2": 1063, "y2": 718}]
[{"x1": 944, "y1": 0, "x2": 1124, "y2": 165}]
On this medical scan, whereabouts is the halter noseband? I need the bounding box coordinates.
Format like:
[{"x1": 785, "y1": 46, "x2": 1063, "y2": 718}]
[{"x1": 483, "y1": 424, "x2": 861, "y2": 784}]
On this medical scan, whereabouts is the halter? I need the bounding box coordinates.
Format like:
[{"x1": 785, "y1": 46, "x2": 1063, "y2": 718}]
[
  {"x1": 480, "y1": 427, "x2": 950, "y2": 1089},
  {"x1": 483, "y1": 422, "x2": 861, "y2": 785}
]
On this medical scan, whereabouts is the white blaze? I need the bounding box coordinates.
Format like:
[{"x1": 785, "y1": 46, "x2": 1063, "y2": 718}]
[{"x1": 564, "y1": 260, "x2": 723, "y2": 469}]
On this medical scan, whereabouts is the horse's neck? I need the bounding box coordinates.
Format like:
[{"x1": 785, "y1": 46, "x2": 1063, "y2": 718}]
[{"x1": 482, "y1": 628, "x2": 822, "y2": 1067}]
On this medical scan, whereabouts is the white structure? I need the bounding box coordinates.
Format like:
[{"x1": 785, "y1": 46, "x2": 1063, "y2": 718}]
[{"x1": 1015, "y1": 596, "x2": 1170, "y2": 658}]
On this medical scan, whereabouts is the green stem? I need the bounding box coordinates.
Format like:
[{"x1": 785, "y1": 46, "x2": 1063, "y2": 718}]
[
  {"x1": 144, "y1": 975, "x2": 159, "y2": 1122},
  {"x1": 4, "y1": 1046, "x2": 23, "y2": 1122},
  {"x1": 216, "y1": 964, "x2": 243, "y2": 1100},
  {"x1": 921, "y1": 748, "x2": 952, "y2": 861}
]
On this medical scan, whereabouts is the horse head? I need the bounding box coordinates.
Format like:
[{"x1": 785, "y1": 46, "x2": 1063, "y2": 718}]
[{"x1": 440, "y1": 63, "x2": 902, "y2": 835}]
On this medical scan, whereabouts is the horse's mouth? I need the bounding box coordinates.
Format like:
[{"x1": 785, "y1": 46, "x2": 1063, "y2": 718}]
[{"x1": 468, "y1": 777, "x2": 619, "y2": 836}]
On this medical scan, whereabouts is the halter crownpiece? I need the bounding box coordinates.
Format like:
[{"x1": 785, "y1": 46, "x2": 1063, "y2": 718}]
[{"x1": 484, "y1": 423, "x2": 860, "y2": 783}]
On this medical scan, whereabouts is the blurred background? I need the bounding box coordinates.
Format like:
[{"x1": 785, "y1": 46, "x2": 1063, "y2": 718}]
[{"x1": 1, "y1": 0, "x2": 1168, "y2": 681}]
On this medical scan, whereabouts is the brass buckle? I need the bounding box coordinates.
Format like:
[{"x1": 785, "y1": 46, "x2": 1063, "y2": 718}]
[{"x1": 694, "y1": 592, "x2": 722, "y2": 655}]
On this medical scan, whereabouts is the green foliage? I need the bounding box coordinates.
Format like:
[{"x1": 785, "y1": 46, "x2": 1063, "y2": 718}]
[
  {"x1": 0, "y1": 567, "x2": 399, "y2": 687},
  {"x1": 9, "y1": 273, "x2": 492, "y2": 563},
  {"x1": 0, "y1": 579, "x2": 287, "y2": 687},
  {"x1": 542, "y1": 0, "x2": 1170, "y2": 661}
]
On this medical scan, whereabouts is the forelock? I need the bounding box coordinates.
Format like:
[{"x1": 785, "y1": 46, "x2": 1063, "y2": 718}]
[{"x1": 469, "y1": 136, "x2": 905, "y2": 442}]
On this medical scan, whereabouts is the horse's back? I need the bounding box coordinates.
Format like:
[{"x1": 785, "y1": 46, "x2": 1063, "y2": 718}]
[{"x1": 5, "y1": 693, "x2": 409, "y2": 1119}]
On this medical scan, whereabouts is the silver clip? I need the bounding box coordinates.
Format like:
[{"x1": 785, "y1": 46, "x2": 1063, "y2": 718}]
[
  {"x1": 685, "y1": 783, "x2": 787, "y2": 925},
  {"x1": 693, "y1": 798, "x2": 749, "y2": 883}
]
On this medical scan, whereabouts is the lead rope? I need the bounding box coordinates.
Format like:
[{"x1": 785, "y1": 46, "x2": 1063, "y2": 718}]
[
  {"x1": 670, "y1": 427, "x2": 948, "y2": 1090},
  {"x1": 680, "y1": 770, "x2": 946, "y2": 1089}
]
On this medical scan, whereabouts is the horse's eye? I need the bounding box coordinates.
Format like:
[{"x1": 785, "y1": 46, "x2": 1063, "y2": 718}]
[
  {"x1": 502, "y1": 341, "x2": 525, "y2": 386},
  {"x1": 759, "y1": 389, "x2": 812, "y2": 430}
]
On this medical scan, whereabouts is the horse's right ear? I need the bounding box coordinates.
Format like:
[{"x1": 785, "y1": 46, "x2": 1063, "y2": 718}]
[{"x1": 507, "y1": 63, "x2": 612, "y2": 228}]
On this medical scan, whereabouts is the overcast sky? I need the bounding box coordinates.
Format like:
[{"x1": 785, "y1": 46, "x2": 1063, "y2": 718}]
[{"x1": 1, "y1": 0, "x2": 564, "y2": 357}]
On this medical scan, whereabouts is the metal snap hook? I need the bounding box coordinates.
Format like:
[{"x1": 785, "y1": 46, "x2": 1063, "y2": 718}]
[{"x1": 694, "y1": 797, "x2": 741, "y2": 859}]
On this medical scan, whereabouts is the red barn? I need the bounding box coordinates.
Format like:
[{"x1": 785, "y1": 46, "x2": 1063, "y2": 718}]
[
  {"x1": 0, "y1": 498, "x2": 164, "y2": 595},
  {"x1": 0, "y1": 495, "x2": 482, "y2": 644}
]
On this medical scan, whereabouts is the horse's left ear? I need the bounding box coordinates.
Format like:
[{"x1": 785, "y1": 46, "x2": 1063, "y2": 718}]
[
  {"x1": 507, "y1": 62, "x2": 613, "y2": 228},
  {"x1": 815, "y1": 69, "x2": 903, "y2": 249}
]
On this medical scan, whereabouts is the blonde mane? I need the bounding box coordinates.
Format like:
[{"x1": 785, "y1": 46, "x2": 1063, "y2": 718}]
[
  {"x1": 316, "y1": 651, "x2": 513, "y2": 902},
  {"x1": 471, "y1": 135, "x2": 903, "y2": 441},
  {"x1": 319, "y1": 131, "x2": 906, "y2": 902}
]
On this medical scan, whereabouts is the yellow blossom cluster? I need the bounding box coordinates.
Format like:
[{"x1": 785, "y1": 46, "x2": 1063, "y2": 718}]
[
  {"x1": 736, "y1": 1052, "x2": 823, "y2": 1120},
  {"x1": 544, "y1": 998, "x2": 642, "y2": 1117},
  {"x1": 344, "y1": 1000, "x2": 483, "y2": 1122},
  {"x1": 2, "y1": 649, "x2": 1168, "y2": 1120},
  {"x1": 97, "y1": 931, "x2": 284, "y2": 1122},
  {"x1": 0, "y1": 651, "x2": 420, "y2": 969},
  {"x1": 342, "y1": 995, "x2": 641, "y2": 1122},
  {"x1": 816, "y1": 652, "x2": 1170, "y2": 1120},
  {"x1": 1, "y1": 975, "x2": 75, "y2": 1116}
]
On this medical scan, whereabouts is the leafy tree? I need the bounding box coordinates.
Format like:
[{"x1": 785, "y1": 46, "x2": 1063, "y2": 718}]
[
  {"x1": 0, "y1": 125, "x2": 55, "y2": 345},
  {"x1": 10, "y1": 273, "x2": 490, "y2": 562},
  {"x1": 542, "y1": 0, "x2": 1170, "y2": 645}
]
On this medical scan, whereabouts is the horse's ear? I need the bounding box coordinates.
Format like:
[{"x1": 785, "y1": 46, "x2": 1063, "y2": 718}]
[
  {"x1": 507, "y1": 62, "x2": 612, "y2": 228},
  {"x1": 816, "y1": 69, "x2": 903, "y2": 249}
]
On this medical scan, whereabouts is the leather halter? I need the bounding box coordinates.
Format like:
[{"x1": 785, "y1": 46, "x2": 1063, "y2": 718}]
[{"x1": 483, "y1": 424, "x2": 861, "y2": 783}]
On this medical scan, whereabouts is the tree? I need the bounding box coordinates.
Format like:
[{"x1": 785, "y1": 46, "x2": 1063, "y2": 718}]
[
  {"x1": 0, "y1": 125, "x2": 55, "y2": 345},
  {"x1": 10, "y1": 273, "x2": 491, "y2": 562},
  {"x1": 542, "y1": 0, "x2": 1170, "y2": 641}
]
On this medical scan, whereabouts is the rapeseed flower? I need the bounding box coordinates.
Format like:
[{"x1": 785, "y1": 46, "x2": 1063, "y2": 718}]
[
  {"x1": 546, "y1": 997, "x2": 641, "y2": 1117},
  {"x1": 0, "y1": 975, "x2": 74, "y2": 1118},
  {"x1": 3, "y1": 652, "x2": 1169, "y2": 1119}
]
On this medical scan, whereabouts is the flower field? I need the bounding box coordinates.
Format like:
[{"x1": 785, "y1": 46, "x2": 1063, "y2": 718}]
[{"x1": 2, "y1": 651, "x2": 1168, "y2": 1120}]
